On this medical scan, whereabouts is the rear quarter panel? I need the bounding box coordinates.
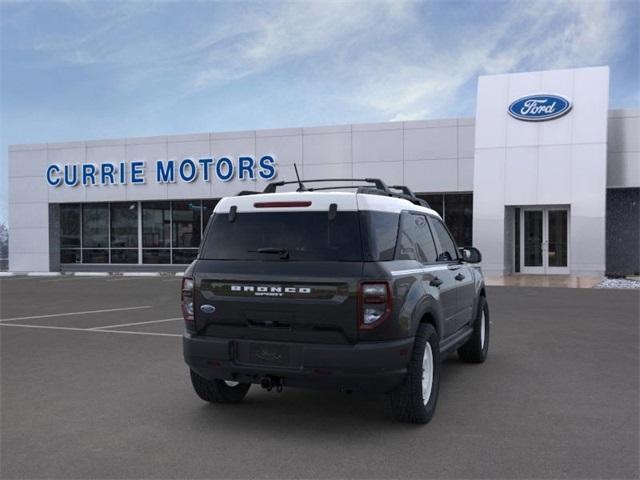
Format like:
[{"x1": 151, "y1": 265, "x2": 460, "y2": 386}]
[{"x1": 358, "y1": 261, "x2": 445, "y2": 341}]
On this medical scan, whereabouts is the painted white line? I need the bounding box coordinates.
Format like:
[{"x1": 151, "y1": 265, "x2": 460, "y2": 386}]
[
  {"x1": 0, "y1": 272, "x2": 16, "y2": 277},
  {"x1": 106, "y1": 277, "x2": 161, "y2": 282},
  {"x1": 0, "y1": 306, "x2": 152, "y2": 323},
  {"x1": 72, "y1": 272, "x2": 110, "y2": 277},
  {"x1": 42, "y1": 276, "x2": 109, "y2": 283},
  {"x1": 90, "y1": 317, "x2": 182, "y2": 330},
  {"x1": 26, "y1": 272, "x2": 61, "y2": 277},
  {"x1": 0, "y1": 323, "x2": 180, "y2": 337}
]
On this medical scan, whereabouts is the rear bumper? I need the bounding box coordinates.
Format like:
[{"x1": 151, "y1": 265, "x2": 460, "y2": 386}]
[{"x1": 183, "y1": 334, "x2": 414, "y2": 393}]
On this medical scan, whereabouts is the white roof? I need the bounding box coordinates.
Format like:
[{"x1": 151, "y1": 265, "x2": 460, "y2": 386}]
[{"x1": 214, "y1": 191, "x2": 441, "y2": 217}]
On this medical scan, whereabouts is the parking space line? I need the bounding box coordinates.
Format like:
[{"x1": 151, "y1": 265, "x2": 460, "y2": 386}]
[
  {"x1": 90, "y1": 317, "x2": 182, "y2": 330},
  {"x1": 0, "y1": 323, "x2": 181, "y2": 337},
  {"x1": 0, "y1": 306, "x2": 152, "y2": 322},
  {"x1": 0, "y1": 277, "x2": 46, "y2": 282},
  {"x1": 106, "y1": 277, "x2": 164, "y2": 282},
  {"x1": 41, "y1": 276, "x2": 109, "y2": 283}
]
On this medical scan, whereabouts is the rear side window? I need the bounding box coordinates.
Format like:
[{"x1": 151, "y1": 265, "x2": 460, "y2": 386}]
[
  {"x1": 395, "y1": 213, "x2": 438, "y2": 263},
  {"x1": 359, "y1": 211, "x2": 399, "y2": 261},
  {"x1": 201, "y1": 212, "x2": 362, "y2": 261},
  {"x1": 430, "y1": 217, "x2": 459, "y2": 262}
]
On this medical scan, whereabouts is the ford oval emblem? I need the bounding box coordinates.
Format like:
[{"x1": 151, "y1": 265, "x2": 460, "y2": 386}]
[
  {"x1": 508, "y1": 94, "x2": 572, "y2": 121},
  {"x1": 200, "y1": 304, "x2": 216, "y2": 314}
]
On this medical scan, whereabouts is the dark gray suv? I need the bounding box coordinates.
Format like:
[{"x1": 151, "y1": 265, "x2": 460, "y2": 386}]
[{"x1": 182, "y1": 178, "x2": 489, "y2": 424}]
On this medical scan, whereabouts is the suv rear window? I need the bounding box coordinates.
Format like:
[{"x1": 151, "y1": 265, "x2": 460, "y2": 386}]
[{"x1": 201, "y1": 212, "x2": 363, "y2": 261}]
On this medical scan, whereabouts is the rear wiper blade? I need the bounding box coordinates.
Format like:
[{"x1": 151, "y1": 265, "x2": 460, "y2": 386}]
[{"x1": 248, "y1": 247, "x2": 290, "y2": 259}]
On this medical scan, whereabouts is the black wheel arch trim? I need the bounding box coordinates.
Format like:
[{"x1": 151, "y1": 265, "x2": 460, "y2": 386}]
[{"x1": 411, "y1": 299, "x2": 445, "y2": 339}]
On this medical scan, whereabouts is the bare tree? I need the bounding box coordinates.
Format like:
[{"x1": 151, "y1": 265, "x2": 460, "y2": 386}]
[{"x1": 0, "y1": 222, "x2": 8, "y2": 270}]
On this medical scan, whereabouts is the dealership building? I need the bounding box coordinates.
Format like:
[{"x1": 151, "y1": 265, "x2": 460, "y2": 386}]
[{"x1": 7, "y1": 66, "x2": 640, "y2": 276}]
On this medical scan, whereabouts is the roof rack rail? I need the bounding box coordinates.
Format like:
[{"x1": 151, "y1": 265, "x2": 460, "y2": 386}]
[
  {"x1": 263, "y1": 178, "x2": 390, "y2": 193},
  {"x1": 261, "y1": 177, "x2": 432, "y2": 208},
  {"x1": 236, "y1": 190, "x2": 261, "y2": 196}
]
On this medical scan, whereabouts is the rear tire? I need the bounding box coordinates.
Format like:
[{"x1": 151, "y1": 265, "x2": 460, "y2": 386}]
[
  {"x1": 190, "y1": 369, "x2": 251, "y2": 404},
  {"x1": 458, "y1": 296, "x2": 489, "y2": 363},
  {"x1": 387, "y1": 323, "x2": 441, "y2": 424}
]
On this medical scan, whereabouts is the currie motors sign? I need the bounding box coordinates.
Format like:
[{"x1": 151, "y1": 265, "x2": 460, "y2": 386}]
[
  {"x1": 45, "y1": 155, "x2": 277, "y2": 187},
  {"x1": 508, "y1": 94, "x2": 572, "y2": 121}
]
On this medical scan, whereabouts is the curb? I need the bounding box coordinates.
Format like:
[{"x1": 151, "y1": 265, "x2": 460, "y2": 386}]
[{"x1": 120, "y1": 272, "x2": 162, "y2": 277}]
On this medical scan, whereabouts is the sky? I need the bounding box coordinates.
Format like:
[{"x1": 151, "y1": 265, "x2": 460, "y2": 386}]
[{"x1": 1, "y1": 0, "x2": 638, "y2": 226}]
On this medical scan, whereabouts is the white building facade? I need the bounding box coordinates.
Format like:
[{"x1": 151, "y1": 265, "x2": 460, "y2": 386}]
[{"x1": 7, "y1": 66, "x2": 640, "y2": 276}]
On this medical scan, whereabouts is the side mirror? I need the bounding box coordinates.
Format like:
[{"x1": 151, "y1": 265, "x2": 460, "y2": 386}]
[{"x1": 459, "y1": 247, "x2": 482, "y2": 263}]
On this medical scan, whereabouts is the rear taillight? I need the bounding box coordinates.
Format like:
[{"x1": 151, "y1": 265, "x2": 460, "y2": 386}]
[
  {"x1": 181, "y1": 277, "x2": 194, "y2": 328},
  {"x1": 358, "y1": 282, "x2": 392, "y2": 330}
]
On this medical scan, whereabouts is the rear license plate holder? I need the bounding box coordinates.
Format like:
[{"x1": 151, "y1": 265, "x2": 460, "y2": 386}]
[{"x1": 244, "y1": 343, "x2": 291, "y2": 367}]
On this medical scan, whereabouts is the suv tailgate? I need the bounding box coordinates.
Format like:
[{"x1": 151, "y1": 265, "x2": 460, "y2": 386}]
[{"x1": 194, "y1": 260, "x2": 362, "y2": 344}]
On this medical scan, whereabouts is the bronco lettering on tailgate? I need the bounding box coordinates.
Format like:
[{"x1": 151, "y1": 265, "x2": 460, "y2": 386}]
[{"x1": 230, "y1": 285, "x2": 312, "y2": 297}]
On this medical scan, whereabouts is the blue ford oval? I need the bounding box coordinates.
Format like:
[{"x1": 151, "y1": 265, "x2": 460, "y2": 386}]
[
  {"x1": 200, "y1": 304, "x2": 216, "y2": 314},
  {"x1": 508, "y1": 94, "x2": 572, "y2": 121}
]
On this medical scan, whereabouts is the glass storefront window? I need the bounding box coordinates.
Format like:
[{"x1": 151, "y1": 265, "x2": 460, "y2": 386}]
[
  {"x1": 111, "y1": 203, "x2": 138, "y2": 248},
  {"x1": 172, "y1": 248, "x2": 198, "y2": 264},
  {"x1": 172, "y1": 201, "x2": 202, "y2": 248},
  {"x1": 82, "y1": 249, "x2": 109, "y2": 264},
  {"x1": 142, "y1": 249, "x2": 170, "y2": 264},
  {"x1": 58, "y1": 198, "x2": 220, "y2": 265},
  {"x1": 417, "y1": 193, "x2": 473, "y2": 247},
  {"x1": 420, "y1": 194, "x2": 444, "y2": 218},
  {"x1": 202, "y1": 200, "x2": 218, "y2": 232},
  {"x1": 111, "y1": 249, "x2": 138, "y2": 264},
  {"x1": 60, "y1": 204, "x2": 81, "y2": 248},
  {"x1": 82, "y1": 204, "x2": 109, "y2": 248},
  {"x1": 60, "y1": 249, "x2": 81, "y2": 263},
  {"x1": 445, "y1": 193, "x2": 473, "y2": 247},
  {"x1": 142, "y1": 202, "x2": 171, "y2": 248}
]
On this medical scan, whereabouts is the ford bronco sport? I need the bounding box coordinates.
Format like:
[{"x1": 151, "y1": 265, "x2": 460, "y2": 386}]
[{"x1": 182, "y1": 178, "x2": 489, "y2": 424}]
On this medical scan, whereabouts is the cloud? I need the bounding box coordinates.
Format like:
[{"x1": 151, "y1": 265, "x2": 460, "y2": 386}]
[
  {"x1": 15, "y1": 0, "x2": 417, "y2": 98},
  {"x1": 188, "y1": 1, "x2": 414, "y2": 90},
  {"x1": 350, "y1": 0, "x2": 627, "y2": 121},
  {"x1": 3, "y1": 0, "x2": 632, "y2": 122}
]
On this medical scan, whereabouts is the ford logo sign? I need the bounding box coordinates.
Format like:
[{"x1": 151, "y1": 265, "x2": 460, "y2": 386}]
[
  {"x1": 200, "y1": 304, "x2": 216, "y2": 314},
  {"x1": 508, "y1": 94, "x2": 572, "y2": 121}
]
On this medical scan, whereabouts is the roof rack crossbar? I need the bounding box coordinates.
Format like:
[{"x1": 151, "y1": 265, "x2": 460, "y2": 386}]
[
  {"x1": 388, "y1": 185, "x2": 431, "y2": 208},
  {"x1": 236, "y1": 190, "x2": 261, "y2": 196},
  {"x1": 389, "y1": 185, "x2": 414, "y2": 196}
]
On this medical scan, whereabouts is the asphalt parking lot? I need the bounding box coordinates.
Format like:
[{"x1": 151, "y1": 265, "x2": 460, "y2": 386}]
[{"x1": 0, "y1": 276, "x2": 638, "y2": 479}]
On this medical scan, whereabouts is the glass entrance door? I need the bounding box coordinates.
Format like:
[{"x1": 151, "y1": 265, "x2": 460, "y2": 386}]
[
  {"x1": 519, "y1": 207, "x2": 569, "y2": 274},
  {"x1": 522, "y1": 210, "x2": 545, "y2": 274}
]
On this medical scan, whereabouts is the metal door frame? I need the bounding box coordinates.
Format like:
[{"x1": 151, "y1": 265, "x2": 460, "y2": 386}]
[{"x1": 519, "y1": 206, "x2": 570, "y2": 275}]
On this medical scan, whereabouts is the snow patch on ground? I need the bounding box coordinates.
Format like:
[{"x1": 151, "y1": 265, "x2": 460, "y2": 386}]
[{"x1": 594, "y1": 278, "x2": 640, "y2": 289}]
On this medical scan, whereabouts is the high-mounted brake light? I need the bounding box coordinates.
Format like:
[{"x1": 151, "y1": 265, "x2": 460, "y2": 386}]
[
  {"x1": 181, "y1": 277, "x2": 195, "y2": 328},
  {"x1": 358, "y1": 282, "x2": 392, "y2": 330},
  {"x1": 253, "y1": 201, "x2": 312, "y2": 208}
]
